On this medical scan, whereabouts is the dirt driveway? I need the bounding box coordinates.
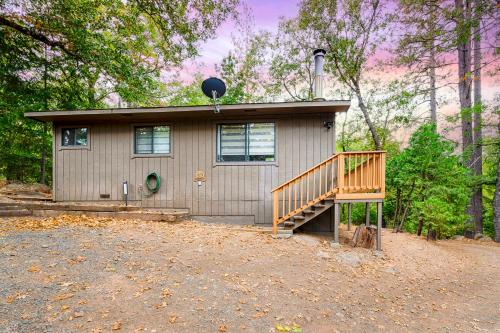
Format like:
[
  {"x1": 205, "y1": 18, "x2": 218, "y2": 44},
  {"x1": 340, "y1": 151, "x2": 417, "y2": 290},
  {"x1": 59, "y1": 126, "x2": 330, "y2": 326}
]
[{"x1": 0, "y1": 215, "x2": 499, "y2": 333}]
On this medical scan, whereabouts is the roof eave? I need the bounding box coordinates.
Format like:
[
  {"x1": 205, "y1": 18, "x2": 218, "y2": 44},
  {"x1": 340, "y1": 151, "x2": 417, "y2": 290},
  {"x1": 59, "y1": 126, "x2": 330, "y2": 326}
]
[{"x1": 24, "y1": 100, "x2": 351, "y2": 122}]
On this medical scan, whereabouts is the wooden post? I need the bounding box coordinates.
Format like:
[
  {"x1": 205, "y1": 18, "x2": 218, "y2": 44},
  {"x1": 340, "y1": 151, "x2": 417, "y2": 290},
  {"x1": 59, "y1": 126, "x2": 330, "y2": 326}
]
[
  {"x1": 377, "y1": 201, "x2": 382, "y2": 251},
  {"x1": 273, "y1": 191, "x2": 279, "y2": 235},
  {"x1": 348, "y1": 203, "x2": 352, "y2": 231},
  {"x1": 334, "y1": 202, "x2": 340, "y2": 243},
  {"x1": 330, "y1": 205, "x2": 334, "y2": 232},
  {"x1": 381, "y1": 153, "x2": 386, "y2": 195},
  {"x1": 365, "y1": 202, "x2": 370, "y2": 226},
  {"x1": 337, "y1": 154, "x2": 345, "y2": 193}
]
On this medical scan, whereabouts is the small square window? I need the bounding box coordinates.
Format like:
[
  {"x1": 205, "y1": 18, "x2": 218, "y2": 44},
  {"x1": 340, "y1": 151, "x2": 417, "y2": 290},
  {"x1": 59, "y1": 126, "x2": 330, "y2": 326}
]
[
  {"x1": 62, "y1": 127, "x2": 88, "y2": 146},
  {"x1": 134, "y1": 125, "x2": 171, "y2": 154}
]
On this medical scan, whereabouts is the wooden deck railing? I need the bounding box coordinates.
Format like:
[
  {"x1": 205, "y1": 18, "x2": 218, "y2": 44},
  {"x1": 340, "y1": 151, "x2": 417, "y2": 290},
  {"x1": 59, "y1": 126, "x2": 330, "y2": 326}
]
[
  {"x1": 342, "y1": 152, "x2": 386, "y2": 194},
  {"x1": 272, "y1": 151, "x2": 386, "y2": 234}
]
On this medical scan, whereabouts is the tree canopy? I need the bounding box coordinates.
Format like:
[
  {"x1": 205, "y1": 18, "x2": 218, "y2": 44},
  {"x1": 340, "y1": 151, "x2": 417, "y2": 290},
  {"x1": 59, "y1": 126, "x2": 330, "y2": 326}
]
[{"x1": 0, "y1": 0, "x2": 238, "y2": 182}]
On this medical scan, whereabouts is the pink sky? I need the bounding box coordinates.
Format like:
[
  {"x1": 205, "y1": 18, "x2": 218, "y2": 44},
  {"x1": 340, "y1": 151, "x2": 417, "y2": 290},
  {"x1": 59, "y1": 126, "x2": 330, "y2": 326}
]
[
  {"x1": 179, "y1": 0, "x2": 301, "y2": 80},
  {"x1": 180, "y1": 0, "x2": 498, "y2": 113}
]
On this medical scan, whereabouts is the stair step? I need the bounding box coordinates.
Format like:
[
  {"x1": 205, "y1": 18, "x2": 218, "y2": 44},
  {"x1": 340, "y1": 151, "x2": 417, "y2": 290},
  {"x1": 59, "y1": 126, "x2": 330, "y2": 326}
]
[
  {"x1": 0, "y1": 209, "x2": 32, "y2": 217},
  {"x1": 303, "y1": 209, "x2": 314, "y2": 214},
  {"x1": 323, "y1": 198, "x2": 335, "y2": 202},
  {"x1": 273, "y1": 228, "x2": 293, "y2": 239},
  {"x1": 0, "y1": 206, "x2": 23, "y2": 210},
  {"x1": 293, "y1": 215, "x2": 305, "y2": 220},
  {"x1": 284, "y1": 221, "x2": 295, "y2": 227},
  {"x1": 314, "y1": 203, "x2": 325, "y2": 208}
]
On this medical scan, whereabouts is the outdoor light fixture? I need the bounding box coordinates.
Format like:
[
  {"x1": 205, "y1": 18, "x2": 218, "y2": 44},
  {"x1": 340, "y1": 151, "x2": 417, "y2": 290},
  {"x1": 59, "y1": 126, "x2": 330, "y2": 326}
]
[{"x1": 123, "y1": 181, "x2": 128, "y2": 206}]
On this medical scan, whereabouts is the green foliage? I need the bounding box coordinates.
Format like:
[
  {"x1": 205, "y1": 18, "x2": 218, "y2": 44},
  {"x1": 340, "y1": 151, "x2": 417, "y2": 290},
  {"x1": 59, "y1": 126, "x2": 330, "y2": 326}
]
[
  {"x1": 165, "y1": 74, "x2": 210, "y2": 106},
  {"x1": 387, "y1": 124, "x2": 471, "y2": 238},
  {"x1": 482, "y1": 135, "x2": 500, "y2": 237},
  {"x1": 266, "y1": 17, "x2": 318, "y2": 101},
  {"x1": 216, "y1": 33, "x2": 271, "y2": 104},
  {"x1": 0, "y1": 0, "x2": 237, "y2": 182}
]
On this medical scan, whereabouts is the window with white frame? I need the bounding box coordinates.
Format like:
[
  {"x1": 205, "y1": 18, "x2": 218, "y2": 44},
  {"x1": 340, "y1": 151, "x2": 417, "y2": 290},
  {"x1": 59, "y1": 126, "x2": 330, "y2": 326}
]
[
  {"x1": 217, "y1": 122, "x2": 275, "y2": 162},
  {"x1": 134, "y1": 125, "x2": 171, "y2": 154}
]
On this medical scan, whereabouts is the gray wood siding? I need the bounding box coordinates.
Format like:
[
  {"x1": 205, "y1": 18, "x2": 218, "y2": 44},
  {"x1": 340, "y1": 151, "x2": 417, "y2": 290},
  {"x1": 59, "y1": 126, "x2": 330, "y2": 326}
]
[{"x1": 53, "y1": 114, "x2": 336, "y2": 224}]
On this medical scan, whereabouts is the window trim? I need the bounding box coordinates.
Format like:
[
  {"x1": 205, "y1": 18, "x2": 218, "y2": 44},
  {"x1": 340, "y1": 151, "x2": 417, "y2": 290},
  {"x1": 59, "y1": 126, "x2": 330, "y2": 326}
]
[
  {"x1": 58, "y1": 125, "x2": 91, "y2": 150},
  {"x1": 215, "y1": 121, "x2": 277, "y2": 166},
  {"x1": 130, "y1": 123, "x2": 173, "y2": 158}
]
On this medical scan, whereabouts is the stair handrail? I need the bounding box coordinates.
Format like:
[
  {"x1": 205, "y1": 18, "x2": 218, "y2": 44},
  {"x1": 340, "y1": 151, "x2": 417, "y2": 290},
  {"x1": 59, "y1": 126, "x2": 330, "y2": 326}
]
[
  {"x1": 271, "y1": 151, "x2": 386, "y2": 193},
  {"x1": 271, "y1": 153, "x2": 340, "y2": 193},
  {"x1": 272, "y1": 151, "x2": 386, "y2": 235}
]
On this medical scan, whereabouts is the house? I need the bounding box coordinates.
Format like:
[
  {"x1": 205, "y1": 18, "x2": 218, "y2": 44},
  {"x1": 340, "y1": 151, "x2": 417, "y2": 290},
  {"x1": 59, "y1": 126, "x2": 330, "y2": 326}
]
[{"x1": 25, "y1": 50, "x2": 386, "y2": 248}]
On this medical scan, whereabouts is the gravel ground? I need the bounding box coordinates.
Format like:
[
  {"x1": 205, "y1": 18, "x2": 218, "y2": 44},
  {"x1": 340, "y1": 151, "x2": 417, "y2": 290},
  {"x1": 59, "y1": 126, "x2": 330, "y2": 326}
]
[{"x1": 0, "y1": 215, "x2": 499, "y2": 333}]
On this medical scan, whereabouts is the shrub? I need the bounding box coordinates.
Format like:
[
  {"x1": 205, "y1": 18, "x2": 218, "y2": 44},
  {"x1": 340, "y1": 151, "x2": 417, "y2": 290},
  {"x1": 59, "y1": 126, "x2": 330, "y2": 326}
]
[{"x1": 386, "y1": 124, "x2": 471, "y2": 238}]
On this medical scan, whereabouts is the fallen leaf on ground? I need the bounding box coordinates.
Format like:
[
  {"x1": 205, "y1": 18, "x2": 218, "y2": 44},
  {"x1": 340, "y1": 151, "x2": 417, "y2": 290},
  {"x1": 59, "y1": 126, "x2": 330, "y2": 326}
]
[
  {"x1": 28, "y1": 265, "x2": 40, "y2": 273},
  {"x1": 111, "y1": 321, "x2": 122, "y2": 330},
  {"x1": 51, "y1": 293, "x2": 74, "y2": 302},
  {"x1": 161, "y1": 288, "x2": 172, "y2": 298},
  {"x1": 67, "y1": 256, "x2": 86, "y2": 265},
  {"x1": 276, "y1": 323, "x2": 302, "y2": 333}
]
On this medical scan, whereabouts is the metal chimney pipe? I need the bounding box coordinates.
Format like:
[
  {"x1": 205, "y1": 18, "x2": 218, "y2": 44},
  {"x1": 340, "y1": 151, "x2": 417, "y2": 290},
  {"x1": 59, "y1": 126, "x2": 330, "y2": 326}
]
[{"x1": 313, "y1": 49, "x2": 326, "y2": 101}]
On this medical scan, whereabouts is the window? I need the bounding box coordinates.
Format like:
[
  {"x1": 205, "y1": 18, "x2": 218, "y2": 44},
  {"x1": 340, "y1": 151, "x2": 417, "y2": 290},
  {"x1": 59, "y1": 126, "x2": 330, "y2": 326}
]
[
  {"x1": 62, "y1": 127, "x2": 88, "y2": 146},
  {"x1": 134, "y1": 125, "x2": 170, "y2": 154},
  {"x1": 217, "y1": 122, "x2": 275, "y2": 162}
]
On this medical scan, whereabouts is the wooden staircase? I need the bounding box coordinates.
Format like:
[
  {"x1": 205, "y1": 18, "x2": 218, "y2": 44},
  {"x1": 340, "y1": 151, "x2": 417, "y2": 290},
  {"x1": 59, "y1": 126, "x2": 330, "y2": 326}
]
[{"x1": 272, "y1": 151, "x2": 386, "y2": 235}]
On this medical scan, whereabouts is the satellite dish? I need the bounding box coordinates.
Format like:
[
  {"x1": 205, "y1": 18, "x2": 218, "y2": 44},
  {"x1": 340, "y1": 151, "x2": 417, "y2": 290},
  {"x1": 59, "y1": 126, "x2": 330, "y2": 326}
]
[{"x1": 201, "y1": 77, "x2": 226, "y2": 113}]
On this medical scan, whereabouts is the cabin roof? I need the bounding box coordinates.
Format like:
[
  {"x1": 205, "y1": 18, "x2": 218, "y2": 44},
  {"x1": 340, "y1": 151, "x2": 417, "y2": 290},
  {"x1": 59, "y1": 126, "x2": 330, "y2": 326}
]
[{"x1": 24, "y1": 100, "x2": 350, "y2": 122}]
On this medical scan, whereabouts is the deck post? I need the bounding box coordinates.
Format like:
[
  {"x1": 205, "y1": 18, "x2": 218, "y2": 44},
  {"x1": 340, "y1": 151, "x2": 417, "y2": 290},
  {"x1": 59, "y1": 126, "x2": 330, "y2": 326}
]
[
  {"x1": 377, "y1": 202, "x2": 382, "y2": 251},
  {"x1": 273, "y1": 191, "x2": 279, "y2": 235},
  {"x1": 329, "y1": 205, "x2": 334, "y2": 231},
  {"x1": 365, "y1": 202, "x2": 370, "y2": 226},
  {"x1": 347, "y1": 203, "x2": 352, "y2": 231},
  {"x1": 333, "y1": 202, "x2": 340, "y2": 243}
]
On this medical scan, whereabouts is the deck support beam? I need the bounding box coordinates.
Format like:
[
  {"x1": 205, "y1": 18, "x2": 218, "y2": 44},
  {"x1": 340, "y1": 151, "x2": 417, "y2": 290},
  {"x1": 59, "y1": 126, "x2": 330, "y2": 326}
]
[
  {"x1": 365, "y1": 202, "x2": 370, "y2": 226},
  {"x1": 377, "y1": 202, "x2": 382, "y2": 251},
  {"x1": 333, "y1": 203, "x2": 340, "y2": 243},
  {"x1": 329, "y1": 205, "x2": 334, "y2": 231},
  {"x1": 347, "y1": 203, "x2": 352, "y2": 231}
]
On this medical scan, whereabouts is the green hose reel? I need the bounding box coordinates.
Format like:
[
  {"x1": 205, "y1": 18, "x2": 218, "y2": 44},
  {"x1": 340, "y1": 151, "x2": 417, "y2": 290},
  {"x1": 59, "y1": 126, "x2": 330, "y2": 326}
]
[{"x1": 145, "y1": 172, "x2": 160, "y2": 195}]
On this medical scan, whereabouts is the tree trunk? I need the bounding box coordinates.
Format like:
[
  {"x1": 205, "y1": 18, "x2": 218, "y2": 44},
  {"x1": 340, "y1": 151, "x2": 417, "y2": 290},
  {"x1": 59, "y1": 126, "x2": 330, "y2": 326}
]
[
  {"x1": 429, "y1": 9, "x2": 437, "y2": 125},
  {"x1": 398, "y1": 196, "x2": 412, "y2": 232},
  {"x1": 417, "y1": 216, "x2": 424, "y2": 236},
  {"x1": 426, "y1": 223, "x2": 437, "y2": 241},
  {"x1": 456, "y1": 0, "x2": 475, "y2": 233},
  {"x1": 392, "y1": 188, "x2": 402, "y2": 231},
  {"x1": 494, "y1": 123, "x2": 500, "y2": 243},
  {"x1": 39, "y1": 123, "x2": 47, "y2": 184},
  {"x1": 355, "y1": 88, "x2": 382, "y2": 150},
  {"x1": 455, "y1": 0, "x2": 473, "y2": 165},
  {"x1": 470, "y1": 0, "x2": 483, "y2": 234},
  {"x1": 40, "y1": 44, "x2": 48, "y2": 185},
  {"x1": 351, "y1": 225, "x2": 377, "y2": 248},
  {"x1": 398, "y1": 183, "x2": 415, "y2": 232},
  {"x1": 429, "y1": 42, "x2": 437, "y2": 124}
]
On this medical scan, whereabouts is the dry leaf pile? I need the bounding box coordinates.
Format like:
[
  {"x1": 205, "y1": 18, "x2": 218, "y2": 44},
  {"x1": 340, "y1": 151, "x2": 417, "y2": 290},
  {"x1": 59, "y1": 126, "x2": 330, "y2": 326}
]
[{"x1": 0, "y1": 214, "x2": 121, "y2": 235}]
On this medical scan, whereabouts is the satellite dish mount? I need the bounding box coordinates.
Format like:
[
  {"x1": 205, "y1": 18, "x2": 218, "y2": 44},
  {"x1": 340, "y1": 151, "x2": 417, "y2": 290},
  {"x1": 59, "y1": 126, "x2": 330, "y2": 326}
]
[{"x1": 201, "y1": 77, "x2": 226, "y2": 114}]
